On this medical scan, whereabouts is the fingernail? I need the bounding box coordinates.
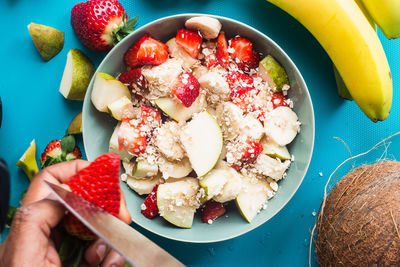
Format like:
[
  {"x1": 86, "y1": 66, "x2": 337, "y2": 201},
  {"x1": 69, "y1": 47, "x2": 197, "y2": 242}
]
[{"x1": 96, "y1": 243, "x2": 107, "y2": 260}]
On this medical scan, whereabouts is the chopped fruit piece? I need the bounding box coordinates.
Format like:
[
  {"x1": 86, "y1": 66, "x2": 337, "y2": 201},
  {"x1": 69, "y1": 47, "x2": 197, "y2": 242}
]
[
  {"x1": 123, "y1": 35, "x2": 145, "y2": 68},
  {"x1": 264, "y1": 106, "x2": 300, "y2": 146},
  {"x1": 107, "y1": 96, "x2": 135, "y2": 120},
  {"x1": 229, "y1": 36, "x2": 252, "y2": 63},
  {"x1": 166, "y1": 38, "x2": 198, "y2": 70},
  {"x1": 185, "y1": 16, "x2": 222, "y2": 40},
  {"x1": 232, "y1": 139, "x2": 263, "y2": 171},
  {"x1": 271, "y1": 92, "x2": 288, "y2": 109},
  {"x1": 16, "y1": 140, "x2": 39, "y2": 181},
  {"x1": 216, "y1": 32, "x2": 230, "y2": 68},
  {"x1": 258, "y1": 55, "x2": 289, "y2": 91},
  {"x1": 141, "y1": 185, "x2": 159, "y2": 219},
  {"x1": 175, "y1": 28, "x2": 203, "y2": 58},
  {"x1": 226, "y1": 71, "x2": 254, "y2": 90},
  {"x1": 118, "y1": 119, "x2": 147, "y2": 156},
  {"x1": 40, "y1": 135, "x2": 82, "y2": 168},
  {"x1": 67, "y1": 112, "x2": 82, "y2": 135},
  {"x1": 154, "y1": 96, "x2": 205, "y2": 122},
  {"x1": 201, "y1": 200, "x2": 226, "y2": 223},
  {"x1": 171, "y1": 72, "x2": 200, "y2": 107},
  {"x1": 109, "y1": 122, "x2": 133, "y2": 161},
  {"x1": 28, "y1": 23, "x2": 64, "y2": 61},
  {"x1": 64, "y1": 153, "x2": 121, "y2": 240},
  {"x1": 118, "y1": 68, "x2": 147, "y2": 91},
  {"x1": 136, "y1": 35, "x2": 168, "y2": 65},
  {"x1": 204, "y1": 53, "x2": 219, "y2": 69},
  {"x1": 158, "y1": 157, "x2": 192, "y2": 179},
  {"x1": 230, "y1": 86, "x2": 259, "y2": 104},
  {"x1": 127, "y1": 175, "x2": 161, "y2": 195},
  {"x1": 261, "y1": 137, "x2": 291, "y2": 160},
  {"x1": 237, "y1": 51, "x2": 260, "y2": 71},
  {"x1": 132, "y1": 159, "x2": 158, "y2": 178},
  {"x1": 140, "y1": 105, "x2": 161, "y2": 127}
]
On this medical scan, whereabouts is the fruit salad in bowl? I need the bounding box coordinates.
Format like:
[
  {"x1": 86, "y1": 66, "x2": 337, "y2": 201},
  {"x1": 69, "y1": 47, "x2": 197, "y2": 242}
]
[{"x1": 83, "y1": 14, "x2": 314, "y2": 242}]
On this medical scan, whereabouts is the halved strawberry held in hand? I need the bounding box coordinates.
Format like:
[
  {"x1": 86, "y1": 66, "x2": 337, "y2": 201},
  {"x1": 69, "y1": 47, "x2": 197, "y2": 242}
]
[
  {"x1": 201, "y1": 200, "x2": 226, "y2": 223},
  {"x1": 124, "y1": 34, "x2": 168, "y2": 68},
  {"x1": 141, "y1": 185, "x2": 159, "y2": 219},
  {"x1": 216, "y1": 32, "x2": 230, "y2": 68},
  {"x1": 40, "y1": 135, "x2": 82, "y2": 168},
  {"x1": 229, "y1": 37, "x2": 260, "y2": 71},
  {"x1": 140, "y1": 105, "x2": 161, "y2": 128},
  {"x1": 118, "y1": 118, "x2": 147, "y2": 155},
  {"x1": 171, "y1": 72, "x2": 200, "y2": 107},
  {"x1": 232, "y1": 139, "x2": 263, "y2": 171},
  {"x1": 175, "y1": 28, "x2": 203, "y2": 58},
  {"x1": 71, "y1": 0, "x2": 138, "y2": 52},
  {"x1": 271, "y1": 92, "x2": 288, "y2": 109},
  {"x1": 119, "y1": 68, "x2": 147, "y2": 91},
  {"x1": 64, "y1": 153, "x2": 121, "y2": 240}
]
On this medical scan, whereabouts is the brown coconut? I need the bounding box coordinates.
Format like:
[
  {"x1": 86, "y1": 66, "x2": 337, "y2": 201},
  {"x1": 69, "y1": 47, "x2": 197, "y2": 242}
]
[{"x1": 315, "y1": 160, "x2": 400, "y2": 266}]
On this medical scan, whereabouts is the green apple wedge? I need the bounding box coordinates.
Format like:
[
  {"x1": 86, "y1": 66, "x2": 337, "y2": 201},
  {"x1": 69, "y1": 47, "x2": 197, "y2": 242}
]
[
  {"x1": 180, "y1": 111, "x2": 223, "y2": 177},
  {"x1": 91, "y1": 72, "x2": 131, "y2": 112},
  {"x1": 260, "y1": 137, "x2": 291, "y2": 160},
  {"x1": 126, "y1": 174, "x2": 161, "y2": 195},
  {"x1": 67, "y1": 112, "x2": 82, "y2": 135},
  {"x1": 16, "y1": 140, "x2": 39, "y2": 181},
  {"x1": 236, "y1": 176, "x2": 273, "y2": 223},
  {"x1": 154, "y1": 95, "x2": 204, "y2": 123},
  {"x1": 59, "y1": 49, "x2": 95, "y2": 100},
  {"x1": 258, "y1": 55, "x2": 289, "y2": 91},
  {"x1": 28, "y1": 23, "x2": 64, "y2": 61},
  {"x1": 109, "y1": 123, "x2": 133, "y2": 161},
  {"x1": 157, "y1": 177, "x2": 200, "y2": 228}
]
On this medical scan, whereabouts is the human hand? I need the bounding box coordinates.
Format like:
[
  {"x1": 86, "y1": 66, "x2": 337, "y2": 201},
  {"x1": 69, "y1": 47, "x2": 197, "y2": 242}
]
[{"x1": 0, "y1": 160, "x2": 132, "y2": 267}]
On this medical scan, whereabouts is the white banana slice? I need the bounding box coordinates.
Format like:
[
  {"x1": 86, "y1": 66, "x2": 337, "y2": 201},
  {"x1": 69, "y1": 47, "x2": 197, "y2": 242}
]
[
  {"x1": 126, "y1": 175, "x2": 162, "y2": 195},
  {"x1": 253, "y1": 154, "x2": 290, "y2": 181},
  {"x1": 185, "y1": 16, "x2": 222, "y2": 40},
  {"x1": 166, "y1": 38, "x2": 199, "y2": 70},
  {"x1": 198, "y1": 71, "x2": 230, "y2": 104},
  {"x1": 158, "y1": 156, "x2": 192, "y2": 179},
  {"x1": 241, "y1": 115, "x2": 264, "y2": 141},
  {"x1": 264, "y1": 106, "x2": 300, "y2": 146},
  {"x1": 132, "y1": 159, "x2": 158, "y2": 178},
  {"x1": 154, "y1": 121, "x2": 185, "y2": 161},
  {"x1": 260, "y1": 137, "x2": 291, "y2": 160},
  {"x1": 216, "y1": 102, "x2": 244, "y2": 140}
]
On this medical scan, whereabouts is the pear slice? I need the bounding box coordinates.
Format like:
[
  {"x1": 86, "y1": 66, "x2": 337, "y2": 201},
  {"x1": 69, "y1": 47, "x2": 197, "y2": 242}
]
[
  {"x1": 67, "y1": 112, "x2": 82, "y2": 135},
  {"x1": 236, "y1": 176, "x2": 273, "y2": 223},
  {"x1": 59, "y1": 49, "x2": 95, "y2": 100},
  {"x1": 264, "y1": 106, "x2": 300, "y2": 146},
  {"x1": 258, "y1": 55, "x2": 289, "y2": 91},
  {"x1": 212, "y1": 164, "x2": 243, "y2": 203},
  {"x1": 199, "y1": 167, "x2": 228, "y2": 201},
  {"x1": 158, "y1": 157, "x2": 192, "y2": 179},
  {"x1": 109, "y1": 123, "x2": 133, "y2": 161},
  {"x1": 154, "y1": 95, "x2": 205, "y2": 122},
  {"x1": 132, "y1": 159, "x2": 158, "y2": 178},
  {"x1": 91, "y1": 72, "x2": 131, "y2": 112},
  {"x1": 157, "y1": 177, "x2": 200, "y2": 228},
  {"x1": 126, "y1": 174, "x2": 161, "y2": 195},
  {"x1": 107, "y1": 96, "x2": 135, "y2": 120},
  {"x1": 180, "y1": 111, "x2": 223, "y2": 177},
  {"x1": 16, "y1": 140, "x2": 39, "y2": 181},
  {"x1": 28, "y1": 23, "x2": 64, "y2": 61},
  {"x1": 260, "y1": 137, "x2": 291, "y2": 160}
]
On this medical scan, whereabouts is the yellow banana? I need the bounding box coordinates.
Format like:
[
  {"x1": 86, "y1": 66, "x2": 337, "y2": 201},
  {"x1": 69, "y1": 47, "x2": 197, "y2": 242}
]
[
  {"x1": 361, "y1": 0, "x2": 400, "y2": 39},
  {"x1": 267, "y1": 0, "x2": 392, "y2": 122}
]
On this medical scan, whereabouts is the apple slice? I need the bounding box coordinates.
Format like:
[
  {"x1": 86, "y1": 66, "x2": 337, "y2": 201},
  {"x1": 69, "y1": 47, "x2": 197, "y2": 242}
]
[
  {"x1": 260, "y1": 137, "x2": 291, "y2": 160},
  {"x1": 107, "y1": 96, "x2": 135, "y2": 120},
  {"x1": 258, "y1": 55, "x2": 289, "y2": 91},
  {"x1": 157, "y1": 177, "x2": 200, "y2": 228},
  {"x1": 132, "y1": 159, "x2": 158, "y2": 178},
  {"x1": 236, "y1": 176, "x2": 273, "y2": 223},
  {"x1": 67, "y1": 112, "x2": 82, "y2": 135},
  {"x1": 158, "y1": 157, "x2": 192, "y2": 179},
  {"x1": 154, "y1": 95, "x2": 205, "y2": 122},
  {"x1": 126, "y1": 175, "x2": 161, "y2": 195},
  {"x1": 180, "y1": 111, "x2": 223, "y2": 177},
  {"x1": 16, "y1": 140, "x2": 39, "y2": 181},
  {"x1": 91, "y1": 72, "x2": 131, "y2": 112},
  {"x1": 59, "y1": 49, "x2": 95, "y2": 100},
  {"x1": 109, "y1": 123, "x2": 133, "y2": 161}
]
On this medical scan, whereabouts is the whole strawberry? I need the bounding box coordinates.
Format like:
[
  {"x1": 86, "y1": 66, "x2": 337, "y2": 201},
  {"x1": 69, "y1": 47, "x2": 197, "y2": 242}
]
[
  {"x1": 71, "y1": 0, "x2": 138, "y2": 52},
  {"x1": 64, "y1": 153, "x2": 121, "y2": 240}
]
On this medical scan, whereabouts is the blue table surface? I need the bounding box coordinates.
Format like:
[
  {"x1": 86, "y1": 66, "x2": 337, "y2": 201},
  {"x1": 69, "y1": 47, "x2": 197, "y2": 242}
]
[{"x1": 1, "y1": 0, "x2": 400, "y2": 266}]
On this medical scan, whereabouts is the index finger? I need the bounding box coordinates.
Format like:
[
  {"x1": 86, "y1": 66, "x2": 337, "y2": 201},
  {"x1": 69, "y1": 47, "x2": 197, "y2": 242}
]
[{"x1": 23, "y1": 160, "x2": 90, "y2": 205}]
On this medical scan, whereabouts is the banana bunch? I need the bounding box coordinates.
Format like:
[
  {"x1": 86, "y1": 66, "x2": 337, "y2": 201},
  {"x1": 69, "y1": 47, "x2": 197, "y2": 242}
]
[{"x1": 266, "y1": 0, "x2": 394, "y2": 122}]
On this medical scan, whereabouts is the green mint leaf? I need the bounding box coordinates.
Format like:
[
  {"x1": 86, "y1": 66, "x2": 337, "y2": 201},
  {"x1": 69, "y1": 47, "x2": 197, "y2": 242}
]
[{"x1": 61, "y1": 135, "x2": 75, "y2": 154}]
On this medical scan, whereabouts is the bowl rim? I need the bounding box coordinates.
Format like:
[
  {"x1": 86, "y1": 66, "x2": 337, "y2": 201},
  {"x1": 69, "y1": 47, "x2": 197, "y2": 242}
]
[{"x1": 83, "y1": 13, "x2": 315, "y2": 243}]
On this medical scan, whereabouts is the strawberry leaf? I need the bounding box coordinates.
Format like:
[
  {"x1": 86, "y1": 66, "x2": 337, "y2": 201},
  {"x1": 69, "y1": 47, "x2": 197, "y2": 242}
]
[{"x1": 61, "y1": 135, "x2": 75, "y2": 154}]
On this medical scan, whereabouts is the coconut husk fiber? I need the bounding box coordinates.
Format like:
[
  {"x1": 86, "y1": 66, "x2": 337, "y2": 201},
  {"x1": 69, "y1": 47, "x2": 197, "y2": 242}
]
[{"x1": 315, "y1": 161, "x2": 400, "y2": 266}]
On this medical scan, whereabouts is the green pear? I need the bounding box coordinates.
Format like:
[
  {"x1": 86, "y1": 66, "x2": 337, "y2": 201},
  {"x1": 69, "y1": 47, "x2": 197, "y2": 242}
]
[
  {"x1": 59, "y1": 49, "x2": 95, "y2": 101},
  {"x1": 28, "y1": 23, "x2": 64, "y2": 61},
  {"x1": 16, "y1": 140, "x2": 39, "y2": 181},
  {"x1": 258, "y1": 55, "x2": 289, "y2": 91},
  {"x1": 67, "y1": 112, "x2": 82, "y2": 135}
]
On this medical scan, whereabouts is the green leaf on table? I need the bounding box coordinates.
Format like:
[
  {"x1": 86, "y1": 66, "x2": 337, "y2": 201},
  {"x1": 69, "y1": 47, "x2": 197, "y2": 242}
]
[{"x1": 61, "y1": 135, "x2": 76, "y2": 154}]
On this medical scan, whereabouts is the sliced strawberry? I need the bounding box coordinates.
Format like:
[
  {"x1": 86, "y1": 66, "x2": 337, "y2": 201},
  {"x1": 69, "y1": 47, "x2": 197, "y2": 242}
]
[
  {"x1": 119, "y1": 68, "x2": 147, "y2": 91},
  {"x1": 124, "y1": 34, "x2": 148, "y2": 68},
  {"x1": 141, "y1": 185, "x2": 159, "y2": 219},
  {"x1": 171, "y1": 72, "x2": 200, "y2": 107},
  {"x1": 40, "y1": 140, "x2": 61, "y2": 162},
  {"x1": 175, "y1": 28, "x2": 203, "y2": 58},
  {"x1": 271, "y1": 92, "x2": 288, "y2": 109},
  {"x1": 201, "y1": 200, "x2": 226, "y2": 223},
  {"x1": 204, "y1": 53, "x2": 219, "y2": 69},
  {"x1": 230, "y1": 36, "x2": 253, "y2": 62},
  {"x1": 237, "y1": 51, "x2": 260, "y2": 71},
  {"x1": 118, "y1": 119, "x2": 147, "y2": 156},
  {"x1": 66, "y1": 146, "x2": 82, "y2": 161},
  {"x1": 216, "y1": 32, "x2": 230, "y2": 68},
  {"x1": 137, "y1": 35, "x2": 168, "y2": 65},
  {"x1": 232, "y1": 140, "x2": 263, "y2": 170},
  {"x1": 226, "y1": 71, "x2": 254, "y2": 90},
  {"x1": 40, "y1": 136, "x2": 82, "y2": 168},
  {"x1": 140, "y1": 105, "x2": 161, "y2": 127}
]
